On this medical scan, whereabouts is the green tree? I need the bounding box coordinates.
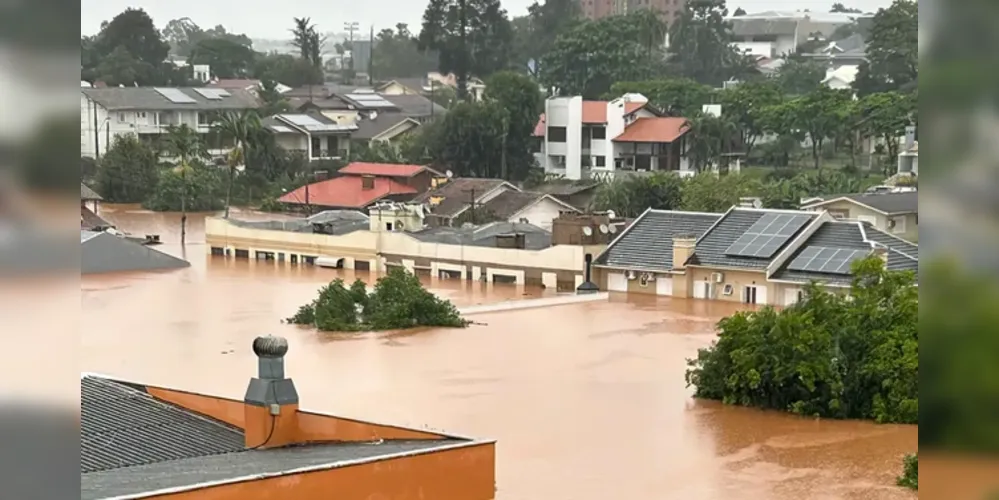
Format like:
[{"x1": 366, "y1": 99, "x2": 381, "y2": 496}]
[
  {"x1": 423, "y1": 101, "x2": 507, "y2": 177},
  {"x1": 857, "y1": 91, "x2": 916, "y2": 174},
  {"x1": 370, "y1": 24, "x2": 438, "y2": 79},
  {"x1": 514, "y1": 0, "x2": 583, "y2": 76},
  {"x1": 159, "y1": 125, "x2": 207, "y2": 243},
  {"x1": 680, "y1": 172, "x2": 757, "y2": 212},
  {"x1": 787, "y1": 87, "x2": 854, "y2": 169},
  {"x1": 668, "y1": 0, "x2": 756, "y2": 86},
  {"x1": 774, "y1": 57, "x2": 826, "y2": 95},
  {"x1": 683, "y1": 112, "x2": 739, "y2": 172},
  {"x1": 143, "y1": 161, "x2": 225, "y2": 213},
  {"x1": 686, "y1": 257, "x2": 918, "y2": 424},
  {"x1": 252, "y1": 52, "x2": 323, "y2": 87},
  {"x1": 290, "y1": 17, "x2": 325, "y2": 73},
  {"x1": 610, "y1": 78, "x2": 716, "y2": 116},
  {"x1": 540, "y1": 12, "x2": 664, "y2": 98},
  {"x1": 589, "y1": 172, "x2": 685, "y2": 217},
  {"x1": 83, "y1": 8, "x2": 170, "y2": 85},
  {"x1": 719, "y1": 80, "x2": 783, "y2": 155},
  {"x1": 188, "y1": 37, "x2": 256, "y2": 79},
  {"x1": 896, "y1": 454, "x2": 917, "y2": 490},
  {"x1": 830, "y1": 3, "x2": 862, "y2": 13},
  {"x1": 483, "y1": 71, "x2": 542, "y2": 181},
  {"x1": 419, "y1": 0, "x2": 514, "y2": 100},
  {"x1": 95, "y1": 134, "x2": 160, "y2": 203},
  {"x1": 258, "y1": 79, "x2": 292, "y2": 115},
  {"x1": 852, "y1": 0, "x2": 918, "y2": 96},
  {"x1": 212, "y1": 111, "x2": 262, "y2": 218}
]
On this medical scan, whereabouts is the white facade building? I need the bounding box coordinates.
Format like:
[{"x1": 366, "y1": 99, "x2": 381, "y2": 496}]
[
  {"x1": 729, "y1": 11, "x2": 864, "y2": 58},
  {"x1": 534, "y1": 93, "x2": 695, "y2": 181},
  {"x1": 80, "y1": 87, "x2": 261, "y2": 159}
]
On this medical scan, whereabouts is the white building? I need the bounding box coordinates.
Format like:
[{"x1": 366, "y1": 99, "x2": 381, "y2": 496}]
[
  {"x1": 80, "y1": 87, "x2": 261, "y2": 159},
  {"x1": 729, "y1": 11, "x2": 865, "y2": 58},
  {"x1": 260, "y1": 113, "x2": 357, "y2": 161},
  {"x1": 533, "y1": 94, "x2": 694, "y2": 181}
]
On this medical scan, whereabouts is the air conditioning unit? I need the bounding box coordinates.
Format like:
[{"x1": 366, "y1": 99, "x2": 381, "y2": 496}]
[
  {"x1": 626, "y1": 270, "x2": 637, "y2": 280},
  {"x1": 711, "y1": 272, "x2": 724, "y2": 283},
  {"x1": 722, "y1": 284, "x2": 734, "y2": 296}
]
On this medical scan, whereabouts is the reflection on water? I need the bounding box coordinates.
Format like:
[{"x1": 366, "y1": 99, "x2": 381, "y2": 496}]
[{"x1": 82, "y1": 206, "x2": 917, "y2": 500}]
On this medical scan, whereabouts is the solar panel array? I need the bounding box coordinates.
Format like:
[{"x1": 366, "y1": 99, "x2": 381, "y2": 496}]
[
  {"x1": 345, "y1": 93, "x2": 396, "y2": 108},
  {"x1": 154, "y1": 88, "x2": 197, "y2": 103},
  {"x1": 278, "y1": 114, "x2": 353, "y2": 133},
  {"x1": 270, "y1": 125, "x2": 295, "y2": 133},
  {"x1": 192, "y1": 88, "x2": 231, "y2": 100},
  {"x1": 724, "y1": 213, "x2": 811, "y2": 258},
  {"x1": 787, "y1": 246, "x2": 870, "y2": 274}
]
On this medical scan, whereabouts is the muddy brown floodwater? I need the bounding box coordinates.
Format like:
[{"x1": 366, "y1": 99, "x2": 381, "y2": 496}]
[{"x1": 82, "y1": 206, "x2": 917, "y2": 500}]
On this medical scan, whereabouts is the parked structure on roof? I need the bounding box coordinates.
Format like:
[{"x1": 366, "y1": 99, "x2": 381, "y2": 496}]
[
  {"x1": 80, "y1": 335, "x2": 495, "y2": 499},
  {"x1": 533, "y1": 93, "x2": 698, "y2": 181},
  {"x1": 80, "y1": 86, "x2": 261, "y2": 159},
  {"x1": 592, "y1": 207, "x2": 917, "y2": 305}
]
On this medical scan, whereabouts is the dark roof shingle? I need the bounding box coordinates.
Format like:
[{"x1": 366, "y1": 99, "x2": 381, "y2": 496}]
[
  {"x1": 414, "y1": 178, "x2": 513, "y2": 218},
  {"x1": 82, "y1": 87, "x2": 260, "y2": 111},
  {"x1": 596, "y1": 209, "x2": 722, "y2": 272},
  {"x1": 480, "y1": 191, "x2": 548, "y2": 219},
  {"x1": 81, "y1": 183, "x2": 102, "y2": 201},
  {"x1": 804, "y1": 191, "x2": 918, "y2": 214}
]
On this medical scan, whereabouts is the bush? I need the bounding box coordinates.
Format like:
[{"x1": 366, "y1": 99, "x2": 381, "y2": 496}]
[
  {"x1": 685, "y1": 257, "x2": 918, "y2": 423},
  {"x1": 287, "y1": 268, "x2": 469, "y2": 332},
  {"x1": 896, "y1": 454, "x2": 917, "y2": 490},
  {"x1": 95, "y1": 134, "x2": 160, "y2": 203}
]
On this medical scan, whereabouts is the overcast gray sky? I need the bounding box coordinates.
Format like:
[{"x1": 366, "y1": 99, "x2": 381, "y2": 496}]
[{"x1": 81, "y1": 0, "x2": 892, "y2": 40}]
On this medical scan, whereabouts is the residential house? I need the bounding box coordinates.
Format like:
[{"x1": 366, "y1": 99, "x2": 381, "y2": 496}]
[
  {"x1": 80, "y1": 336, "x2": 495, "y2": 500},
  {"x1": 81, "y1": 230, "x2": 189, "y2": 274},
  {"x1": 534, "y1": 94, "x2": 694, "y2": 181},
  {"x1": 350, "y1": 94, "x2": 447, "y2": 145},
  {"x1": 799, "y1": 191, "x2": 918, "y2": 242},
  {"x1": 475, "y1": 191, "x2": 580, "y2": 230},
  {"x1": 537, "y1": 182, "x2": 601, "y2": 211},
  {"x1": 801, "y1": 33, "x2": 868, "y2": 65},
  {"x1": 208, "y1": 78, "x2": 293, "y2": 95},
  {"x1": 411, "y1": 178, "x2": 519, "y2": 227},
  {"x1": 377, "y1": 78, "x2": 429, "y2": 96},
  {"x1": 727, "y1": 11, "x2": 864, "y2": 59},
  {"x1": 80, "y1": 183, "x2": 112, "y2": 231},
  {"x1": 277, "y1": 162, "x2": 443, "y2": 212},
  {"x1": 262, "y1": 112, "x2": 357, "y2": 161},
  {"x1": 592, "y1": 207, "x2": 917, "y2": 305},
  {"x1": 80, "y1": 87, "x2": 260, "y2": 159}
]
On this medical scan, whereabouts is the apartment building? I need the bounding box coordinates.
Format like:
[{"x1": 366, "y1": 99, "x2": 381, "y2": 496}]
[
  {"x1": 80, "y1": 86, "x2": 260, "y2": 158},
  {"x1": 579, "y1": 0, "x2": 687, "y2": 24},
  {"x1": 533, "y1": 94, "x2": 693, "y2": 181}
]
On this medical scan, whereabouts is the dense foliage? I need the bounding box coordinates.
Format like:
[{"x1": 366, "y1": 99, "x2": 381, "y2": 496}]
[
  {"x1": 94, "y1": 134, "x2": 160, "y2": 203},
  {"x1": 685, "y1": 258, "x2": 918, "y2": 424},
  {"x1": 143, "y1": 162, "x2": 226, "y2": 212},
  {"x1": 896, "y1": 453, "x2": 917, "y2": 490},
  {"x1": 288, "y1": 268, "x2": 469, "y2": 332}
]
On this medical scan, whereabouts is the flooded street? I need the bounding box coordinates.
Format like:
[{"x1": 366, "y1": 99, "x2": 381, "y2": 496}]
[{"x1": 82, "y1": 205, "x2": 917, "y2": 500}]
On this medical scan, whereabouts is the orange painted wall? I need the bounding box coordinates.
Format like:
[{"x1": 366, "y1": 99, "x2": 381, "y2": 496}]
[
  {"x1": 146, "y1": 442, "x2": 496, "y2": 500},
  {"x1": 145, "y1": 385, "x2": 449, "y2": 441}
]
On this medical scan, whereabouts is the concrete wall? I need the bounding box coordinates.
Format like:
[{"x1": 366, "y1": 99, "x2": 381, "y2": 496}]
[{"x1": 687, "y1": 267, "x2": 770, "y2": 305}]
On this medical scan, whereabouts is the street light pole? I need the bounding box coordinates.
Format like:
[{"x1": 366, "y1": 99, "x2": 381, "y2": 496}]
[{"x1": 344, "y1": 21, "x2": 359, "y2": 78}]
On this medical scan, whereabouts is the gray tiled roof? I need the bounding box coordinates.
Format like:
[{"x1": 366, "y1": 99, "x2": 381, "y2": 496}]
[
  {"x1": 380, "y1": 94, "x2": 447, "y2": 117},
  {"x1": 410, "y1": 222, "x2": 551, "y2": 249},
  {"x1": 82, "y1": 87, "x2": 260, "y2": 111},
  {"x1": 352, "y1": 112, "x2": 417, "y2": 140},
  {"x1": 479, "y1": 191, "x2": 546, "y2": 220},
  {"x1": 81, "y1": 376, "x2": 245, "y2": 474},
  {"x1": 689, "y1": 209, "x2": 819, "y2": 270},
  {"x1": 804, "y1": 191, "x2": 917, "y2": 214},
  {"x1": 537, "y1": 182, "x2": 600, "y2": 197},
  {"x1": 595, "y1": 209, "x2": 722, "y2": 272},
  {"x1": 81, "y1": 231, "x2": 190, "y2": 274},
  {"x1": 414, "y1": 178, "x2": 512, "y2": 218},
  {"x1": 771, "y1": 220, "x2": 918, "y2": 285},
  {"x1": 81, "y1": 183, "x2": 102, "y2": 201}
]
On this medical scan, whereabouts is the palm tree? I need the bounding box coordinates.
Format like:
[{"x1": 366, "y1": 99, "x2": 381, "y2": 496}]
[
  {"x1": 684, "y1": 113, "x2": 739, "y2": 173},
  {"x1": 162, "y1": 124, "x2": 207, "y2": 245},
  {"x1": 212, "y1": 111, "x2": 262, "y2": 218}
]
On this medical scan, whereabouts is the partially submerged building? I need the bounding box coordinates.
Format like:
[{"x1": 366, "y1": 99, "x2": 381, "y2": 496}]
[
  {"x1": 81, "y1": 335, "x2": 495, "y2": 499},
  {"x1": 81, "y1": 230, "x2": 190, "y2": 274},
  {"x1": 593, "y1": 207, "x2": 918, "y2": 305}
]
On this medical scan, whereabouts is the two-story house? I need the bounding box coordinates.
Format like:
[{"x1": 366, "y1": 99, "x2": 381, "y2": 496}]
[
  {"x1": 533, "y1": 94, "x2": 693, "y2": 181},
  {"x1": 261, "y1": 112, "x2": 357, "y2": 161},
  {"x1": 80, "y1": 87, "x2": 261, "y2": 158}
]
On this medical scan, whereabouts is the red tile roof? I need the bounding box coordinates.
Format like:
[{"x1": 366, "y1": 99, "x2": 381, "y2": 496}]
[
  {"x1": 278, "y1": 176, "x2": 418, "y2": 208},
  {"x1": 532, "y1": 100, "x2": 648, "y2": 136},
  {"x1": 337, "y1": 162, "x2": 427, "y2": 177},
  {"x1": 613, "y1": 117, "x2": 689, "y2": 143}
]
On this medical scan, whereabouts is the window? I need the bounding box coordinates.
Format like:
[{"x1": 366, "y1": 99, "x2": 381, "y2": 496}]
[
  {"x1": 828, "y1": 209, "x2": 849, "y2": 219},
  {"x1": 547, "y1": 126, "x2": 567, "y2": 142},
  {"x1": 797, "y1": 289, "x2": 806, "y2": 303},
  {"x1": 743, "y1": 285, "x2": 758, "y2": 304},
  {"x1": 117, "y1": 112, "x2": 127, "y2": 123},
  {"x1": 591, "y1": 126, "x2": 606, "y2": 139},
  {"x1": 385, "y1": 222, "x2": 393, "y2": 231},
  {"x1": 197, "y1": 112, "x2": 209, "y2": 125},
  {"x1": 595, "y1": 156, "x2": 606, "y2": 167}
]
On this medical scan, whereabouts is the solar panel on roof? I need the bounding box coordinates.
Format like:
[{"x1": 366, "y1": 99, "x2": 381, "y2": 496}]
[
  {"x1": 724, "y1": 213, "x2": 811, "y2": 258},
  {"x1": 192, "y1": 88, "x2": 223, "y2": 100},
  {"x1": 787, "y1": 246, "x2": 869, "y2": 274},
  {"x1": 154, "y1": 87, "x2": 197, "y2": 103},
  {"x1": 215, "y1": 89, "x2": 231, "y2": 97},
  {"x1": 345, "y1": 93, "x2": 396, "y2": 108},
  {"x1": 271, "y1": 125, "x2": 294, "y2": 133},
  {"x1": 282, "y1": 115, "x2": 325, "y2": 127}
]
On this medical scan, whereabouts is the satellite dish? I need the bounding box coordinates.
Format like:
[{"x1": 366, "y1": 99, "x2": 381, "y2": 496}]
[
  {"x1": 445, "y1": 170, "x2": 454, "y2": 178},
  {"x1": 606, "y1": 210, "x2": 616, "y2": 219},
  {"x1": 608, "y1": 224, "x2": 618, "y2": 234},
  {"x1": 582, "y1": 226, "x2": 593, "y2": 236},
  {"x1": 599, "y1": 224, "x2": 609, "y2": 234}
]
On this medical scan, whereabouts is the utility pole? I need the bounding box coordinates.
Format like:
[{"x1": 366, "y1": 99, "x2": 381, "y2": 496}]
[
  {"x1": 344, "y1": 21, "x2": 359, "y2": 80},
  {"x1": 457, "y1": 0, "x2": 468, "y2": 100},
  {"x1": 368, "y1": 25, "x2": 375, "y2": 86}
]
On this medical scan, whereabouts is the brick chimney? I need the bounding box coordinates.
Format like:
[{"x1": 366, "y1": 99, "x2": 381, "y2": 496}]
[
  {"x1": 672, "y1": 235, "x2": 697, "y2": 270},
  {"x1": 361, "y1": 175, "x2": 375, "y2": 190},
  {"x1": 244, "y1": 335, "x2": 299, "y2": 449}
]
